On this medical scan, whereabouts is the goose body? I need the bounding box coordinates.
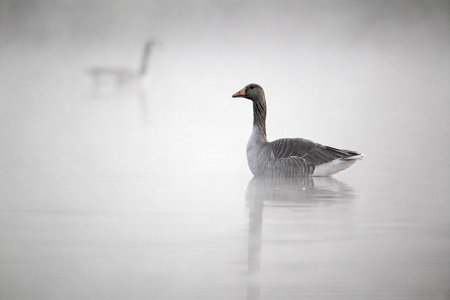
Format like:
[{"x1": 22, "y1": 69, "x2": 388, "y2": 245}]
[{"x1": 233, "y1": 83, "x2": 364, "y2": 177}]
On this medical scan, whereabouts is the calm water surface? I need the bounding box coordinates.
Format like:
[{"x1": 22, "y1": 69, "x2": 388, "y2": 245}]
[{"x1": 1, "y1": 172, "x2": 449, "y2": 300}]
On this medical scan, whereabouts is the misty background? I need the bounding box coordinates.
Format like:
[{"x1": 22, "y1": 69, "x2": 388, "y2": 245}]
[
  {"x1": 1, "y1": 0, "x2": 448, "y2": 180},
  {"x1": 1, "y1": 1, "x2": 450, "y2": 299}
]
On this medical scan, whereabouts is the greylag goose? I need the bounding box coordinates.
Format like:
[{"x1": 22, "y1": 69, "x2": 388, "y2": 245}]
[
  {"x1": 232, "y1": 83, "x2": 364, "y2": 177},
  {"x1": 89, "y1": 39, "x2": 155, "y2": 88}
]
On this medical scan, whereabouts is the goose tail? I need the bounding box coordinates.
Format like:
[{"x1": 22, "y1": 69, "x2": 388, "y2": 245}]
[
  {"x1": 341, "y1": 153, "x2": 365, "y2": 161},
  {"x1": 312, "y1": 152, "x2": 364, "y2": 176}
]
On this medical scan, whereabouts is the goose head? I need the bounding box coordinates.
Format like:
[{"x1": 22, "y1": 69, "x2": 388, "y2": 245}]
[{"x1": 232, "y1": 83, "x2": 265, "y2": 102}]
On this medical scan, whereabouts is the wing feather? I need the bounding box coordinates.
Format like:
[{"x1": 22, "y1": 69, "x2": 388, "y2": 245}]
[{"x1": 270, "y1": 138, "x2": 362, "y2": 166}]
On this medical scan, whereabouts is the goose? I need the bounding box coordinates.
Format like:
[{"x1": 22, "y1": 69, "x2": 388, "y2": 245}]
[
  {"x1": 89, "y1": 39, "x2": 155, "y2": 88},
  {"x1": 232, "y1": 83, "x2": 364, "y2": 177}
]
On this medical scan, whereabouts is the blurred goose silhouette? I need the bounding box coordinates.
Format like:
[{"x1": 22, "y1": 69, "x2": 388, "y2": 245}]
[
  {"x1": 233, "y1": 83, "x2": 364, "y2": 177},
  {"x1": 89, "y1": 39, "x2": 155, "y2": 89}
]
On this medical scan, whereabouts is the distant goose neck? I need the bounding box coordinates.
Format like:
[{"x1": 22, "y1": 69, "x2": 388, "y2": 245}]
[
  {"x1": 252, "y1": 98, "x2": 267, "y2": 141},
  {"x1": 138, "y1": 44, "x2": 152, "y2": 76}
]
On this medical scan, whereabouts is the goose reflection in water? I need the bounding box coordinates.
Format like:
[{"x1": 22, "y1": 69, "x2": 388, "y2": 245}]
[{"x1": 245, "y1": 176, "x2": 357, "y2": 300}]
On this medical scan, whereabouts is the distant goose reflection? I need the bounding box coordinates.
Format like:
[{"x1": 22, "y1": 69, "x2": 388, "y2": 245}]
[{"x1": 245, "y1": 176, "x2": 356, "y2": 300}]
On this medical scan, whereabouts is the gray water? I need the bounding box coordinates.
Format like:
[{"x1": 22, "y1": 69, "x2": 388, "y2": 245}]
[{"x1": 1, "y1": 1, "x2": 450, "y2": 299}]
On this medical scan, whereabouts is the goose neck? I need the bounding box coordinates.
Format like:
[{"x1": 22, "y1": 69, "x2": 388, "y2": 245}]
[
  {"x1": 252, "y1": 99, "x2": 267, "y2": 142},
  {"x1": 139, "y1": 43, "x2": 152, "y2": 76}
]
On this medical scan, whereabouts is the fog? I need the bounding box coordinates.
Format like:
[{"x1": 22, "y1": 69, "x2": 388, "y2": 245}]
[
  {"x1": 1, "y1": 1, "x2": 450, "y2": 299},
  {"x1": 1, "y1": 0, "x2": 448, "y2": 179}
]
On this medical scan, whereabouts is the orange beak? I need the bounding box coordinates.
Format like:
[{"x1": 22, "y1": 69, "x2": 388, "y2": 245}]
[{"x1": 232, "y1": 87, "x2": 246, "y2": 98}]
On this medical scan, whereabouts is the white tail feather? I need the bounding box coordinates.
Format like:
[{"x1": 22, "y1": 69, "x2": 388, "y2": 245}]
[{"x1": 312, "y1": 154, "x2": 364, "y2": 176}]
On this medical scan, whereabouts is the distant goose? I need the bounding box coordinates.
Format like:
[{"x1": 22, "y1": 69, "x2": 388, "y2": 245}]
[
  {"x1": 89, "y1": 39, "x2": 155, "y2": 88},
  {"x1": 232, "y1": 83, "x2": 364, "y2": 177}
]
